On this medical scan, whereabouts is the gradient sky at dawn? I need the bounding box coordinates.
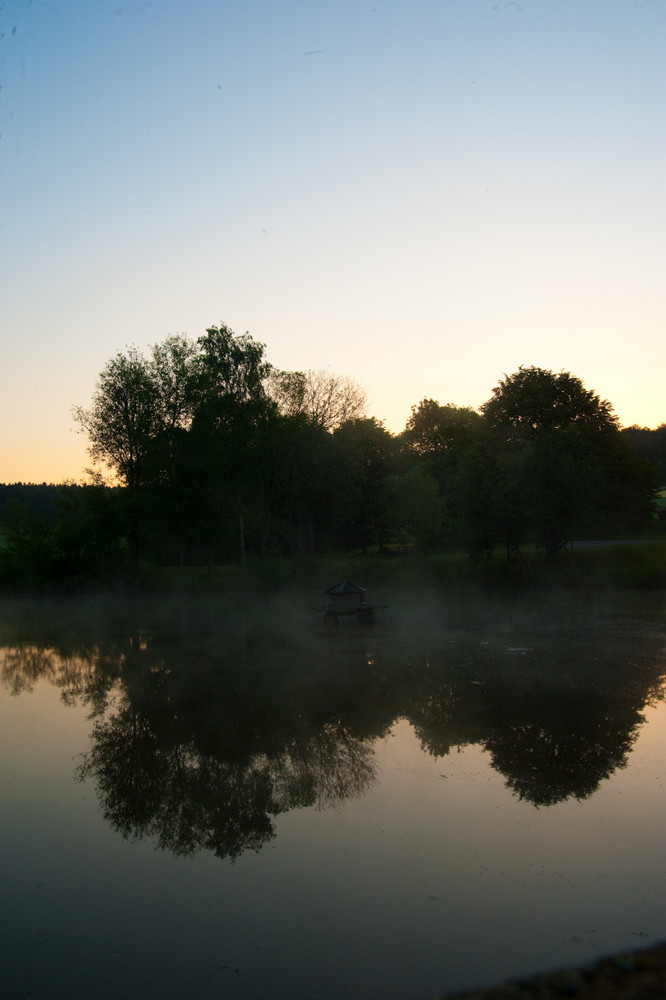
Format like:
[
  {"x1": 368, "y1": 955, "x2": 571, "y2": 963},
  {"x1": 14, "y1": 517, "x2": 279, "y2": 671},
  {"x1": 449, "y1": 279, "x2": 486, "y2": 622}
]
[{"x1": 1, "y1": 0, "x2": 664, "y2": 483}]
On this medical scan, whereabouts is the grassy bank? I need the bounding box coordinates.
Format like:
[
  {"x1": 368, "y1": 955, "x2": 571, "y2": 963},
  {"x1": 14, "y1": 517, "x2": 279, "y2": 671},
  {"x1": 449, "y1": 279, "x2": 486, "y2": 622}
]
[{"x1": 131, "y1": 540, "x2": 666, "y2": 594}]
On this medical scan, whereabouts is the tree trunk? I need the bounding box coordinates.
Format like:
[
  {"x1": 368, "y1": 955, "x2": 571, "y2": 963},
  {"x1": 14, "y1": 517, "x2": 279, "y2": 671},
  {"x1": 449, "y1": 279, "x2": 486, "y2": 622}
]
[
  {"x1": 238, "y1": 512, "x2": 246, "y2": 564},
  {"x1": 260, "y1": 499, "x2": 272, "y2": 556},
  {"x1": 129, "y1": 526, "x2": 139, "y2": 566},
  {"x1": 544, "y1": 535, "x2": 560, "y2": 565}
]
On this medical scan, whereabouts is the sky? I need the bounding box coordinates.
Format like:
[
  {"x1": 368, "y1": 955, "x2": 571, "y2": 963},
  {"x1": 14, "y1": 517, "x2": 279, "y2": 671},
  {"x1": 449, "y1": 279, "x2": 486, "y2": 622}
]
[{"x1": 1, "y1": 0, "x2": 664, "y2": 484}]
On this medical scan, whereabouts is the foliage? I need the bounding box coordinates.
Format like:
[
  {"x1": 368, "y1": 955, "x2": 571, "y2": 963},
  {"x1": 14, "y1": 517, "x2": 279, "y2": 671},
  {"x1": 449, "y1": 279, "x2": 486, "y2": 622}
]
[
  {"x1": 72, "y1": 347, "x2": 160, "y2": 489},
  {"x1": 402, "y1": 399, "x2": 483, "y2": 458},
  {"x1": 481, "y1": 367, "x2": 657, "y2": 562},
  {"x1": 196, "y1": 324, "x2": 272, "y2": 415},
  {"x1": 481, "y1": 366, "x2": 618, "y2": 438},
  {"x1": 383, "y1": 465, "x2": 443, "y2": 550},
  {"x1": 18, "y1": 349, "x2": 651, "y2": 581},
  {"x1": 400, "y1": 400, "x2": 488, "y2": 548},
  {"x1": 330, "y1": 418, "x2": 396, "y2": 554},
  {"x1": 0, "y1": 485, "x2": 126, "y2": 588},
  {"x1": 622, "y1": 424, "x2": 666, "y2": 487}
]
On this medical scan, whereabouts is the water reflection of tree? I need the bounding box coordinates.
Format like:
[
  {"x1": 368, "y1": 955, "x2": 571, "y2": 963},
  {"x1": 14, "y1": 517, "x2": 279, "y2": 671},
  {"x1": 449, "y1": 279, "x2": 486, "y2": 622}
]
[
  {"x1": 407, "y1": 629, "x2": 665, "y2": 807},
  {"x1": 0, "y1": 597, "x2": 136, "y2": 713},
  {"x1": 2, "y1": 594, "x2": 664, "y2": 849},
  {"x1": 0, "y1": 601, "x2": 385, "y2": 859},
  {"x1": 78, "y1": 706, "x2": 279, "y2": 858},
  {"x1": 2, "y1": 645, "x2": 58, "y2": 694},
  {"x1": 77, "y1": 704, "x2": 375, "y2": 859},
  {"x1": 1, "y1": 641, "x2": 120, "y2": 714},
  {"x1": 485, "y1": 717, "x2": 638, "y2": 807}
]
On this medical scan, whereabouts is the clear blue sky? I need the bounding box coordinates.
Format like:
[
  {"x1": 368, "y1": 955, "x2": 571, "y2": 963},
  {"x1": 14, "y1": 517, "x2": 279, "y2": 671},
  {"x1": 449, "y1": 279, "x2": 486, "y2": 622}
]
[{"x1": 1, "y1": 0, "x2": 664, "y2": 482}]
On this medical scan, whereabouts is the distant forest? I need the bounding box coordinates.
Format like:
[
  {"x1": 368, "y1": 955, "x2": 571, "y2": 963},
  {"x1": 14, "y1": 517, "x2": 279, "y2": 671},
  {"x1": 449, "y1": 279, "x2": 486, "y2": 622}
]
[{"x1": 1, "y1": 325, "x2": 664, "y2": 585}]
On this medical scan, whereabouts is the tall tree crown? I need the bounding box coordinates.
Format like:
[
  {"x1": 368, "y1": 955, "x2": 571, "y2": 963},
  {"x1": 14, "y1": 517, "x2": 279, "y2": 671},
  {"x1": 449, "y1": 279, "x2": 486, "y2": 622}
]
[
  {"x1": 72, "y1": 347, "x2": 160, "y2": 488},
  {"x1": 481, "y1": 366, "x2": 618, "y2": 439},
  {"x1": 402, "y1": 400, "x2": 483, "y2": 457},
  {"x1": 268, "y1": 368, "x2": 366, "y2": 431},
  {"x1": 197, "y1": 325, "x2": 272, "y2": 406}
]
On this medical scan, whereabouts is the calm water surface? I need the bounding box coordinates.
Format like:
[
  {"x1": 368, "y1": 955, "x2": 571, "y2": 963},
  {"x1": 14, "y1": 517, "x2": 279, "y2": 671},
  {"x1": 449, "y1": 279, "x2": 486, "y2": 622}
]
[{"x1": 1, "y1": 589, "x2": 664, "y2": 1000}]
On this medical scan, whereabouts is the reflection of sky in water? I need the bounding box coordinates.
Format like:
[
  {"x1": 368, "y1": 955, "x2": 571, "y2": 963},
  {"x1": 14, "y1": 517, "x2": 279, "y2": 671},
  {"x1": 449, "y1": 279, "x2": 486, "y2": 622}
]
[
  {"x1": 1, "y1": 646, "x2": 664, "y2": 1000},
  {"x1": 274, "y1": 708, "x2": 665, "y2": 995}
]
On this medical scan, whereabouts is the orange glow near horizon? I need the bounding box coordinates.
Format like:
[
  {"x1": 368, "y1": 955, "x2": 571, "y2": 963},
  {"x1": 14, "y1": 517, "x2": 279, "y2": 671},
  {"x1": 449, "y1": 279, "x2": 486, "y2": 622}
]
[{"x1": 1, "y1": 440, "x2": 91, "y2": 487}]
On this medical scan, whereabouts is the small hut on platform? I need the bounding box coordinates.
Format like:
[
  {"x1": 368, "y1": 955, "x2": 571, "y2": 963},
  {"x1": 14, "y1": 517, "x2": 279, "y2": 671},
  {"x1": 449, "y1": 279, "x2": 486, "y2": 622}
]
[
  {"x1": 312, "y1": 580, "x2": 386, "y2": 626},
  {"x1": 326, "y1": 580, "x2": 368, "y2": 608}
]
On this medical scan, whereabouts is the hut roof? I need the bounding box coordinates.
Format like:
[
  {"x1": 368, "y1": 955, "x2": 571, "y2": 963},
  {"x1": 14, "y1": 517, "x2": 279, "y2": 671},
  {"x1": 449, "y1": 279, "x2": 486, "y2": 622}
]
[{"x1": 325, "y1": 580, "x2": 367, "y2": 595}]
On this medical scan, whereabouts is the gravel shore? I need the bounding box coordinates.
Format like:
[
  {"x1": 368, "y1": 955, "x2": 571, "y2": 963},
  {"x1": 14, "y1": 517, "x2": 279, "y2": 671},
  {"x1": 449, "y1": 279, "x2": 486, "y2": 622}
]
[{"x1": 439, "y1": 941, "x2": 666, "y2": 999}]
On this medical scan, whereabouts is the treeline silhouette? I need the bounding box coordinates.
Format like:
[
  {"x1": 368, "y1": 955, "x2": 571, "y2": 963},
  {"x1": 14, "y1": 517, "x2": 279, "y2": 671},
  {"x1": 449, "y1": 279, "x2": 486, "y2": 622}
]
[{"x1": 1, "y1": 325, "x2": 663, "y2": 586}]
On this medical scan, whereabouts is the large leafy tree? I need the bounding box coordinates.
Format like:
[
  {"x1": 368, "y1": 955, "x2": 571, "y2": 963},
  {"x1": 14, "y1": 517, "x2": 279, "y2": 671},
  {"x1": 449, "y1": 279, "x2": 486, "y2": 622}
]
[
  {"x1": 383, "y1": 464, "x2": 443, "y2": 551},
  {"x1": 401, "y1": 400, "x2": 486, "y2": 545},
  {"x1": 254, "y1": 414, "x2": 335, "y2": 558},
  {"x1": 190, "y1": 324, "x2": 276, "y2": 562},
  {"x1": 73, "y1": 336, "x2": 201, "y2": 490},
  {"x1": 73, "y1": 338, "x2": 203, "y2": 563},
  {"x1": 402, "y1": 399, "x2": 484, "y2": 459},
  {"x1": 147, "y1": 335, "x2": 202, "y2": 458},
  {"x1": 482, "y1": 366, "x2": 618, "y2": 438},
  {"x1": 139, "y1": 335, "x2": 203, "y2": 563},
  {"x1": 622, "y1": 424, "x2": 666, "y2": 488},
  {"x1": 331, "y1": 418, "x2": 396, "y2": 553},
  {"x1": 481, "y1": 366, "x2": 656, "y2": 561},
  {"x1": 73, "y1": 347, "x2": 160, "y2": 490},
  {"x1": 197, "y1": 324, "x2": 271, "y2": 414},
  {"x1": 73, "y1": 347, "x2": 164, "y2": 563}
]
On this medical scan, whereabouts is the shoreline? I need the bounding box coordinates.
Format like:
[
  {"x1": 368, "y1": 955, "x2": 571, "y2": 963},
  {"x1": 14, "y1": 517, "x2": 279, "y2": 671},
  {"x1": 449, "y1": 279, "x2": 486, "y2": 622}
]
[{"x1": 441, "y1": 940, "x2": 666, "y2": 999}]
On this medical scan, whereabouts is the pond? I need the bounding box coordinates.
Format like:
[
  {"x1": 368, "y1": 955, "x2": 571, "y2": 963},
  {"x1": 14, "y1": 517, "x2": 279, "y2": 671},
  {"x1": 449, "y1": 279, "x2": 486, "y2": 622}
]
[{"x1": 1, "y1": 588, "x2": 664, "y2": 1000}]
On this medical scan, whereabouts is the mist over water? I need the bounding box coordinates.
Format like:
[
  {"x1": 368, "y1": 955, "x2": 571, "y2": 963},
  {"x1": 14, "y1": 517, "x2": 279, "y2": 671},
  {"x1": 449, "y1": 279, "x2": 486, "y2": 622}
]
[{"x1": 1, "y1": 588, "x2": 664, "y2": 1000}]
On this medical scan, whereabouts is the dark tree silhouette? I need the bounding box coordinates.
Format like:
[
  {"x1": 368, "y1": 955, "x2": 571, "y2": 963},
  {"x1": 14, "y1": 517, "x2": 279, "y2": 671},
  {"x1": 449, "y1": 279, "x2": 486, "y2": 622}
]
[{"x1": 481, "y1": 367, "x2": 656, "y2": 561}]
